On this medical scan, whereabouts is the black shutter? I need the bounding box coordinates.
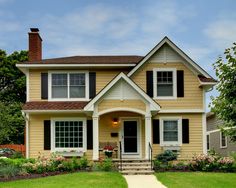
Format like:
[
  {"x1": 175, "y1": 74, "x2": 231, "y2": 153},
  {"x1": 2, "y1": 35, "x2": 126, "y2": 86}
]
[
  {"x1": 146, "y1": 71, "x2": 153, "y2": 97},
  {"x1": 89, "y1": 72, "x2": 96, "y2": 99},
  {"x1": 44, "y1": 120, "x2": 51, "y2": 150},
  {"x1": 87, "y1": 120, "x2": 93, "y2": 149},
  {"x1": 182, "y1": 119, "x2": 189, "y2": 143},
  {"x1": 152, "y1": 119, "x2": 160, "y2": 144},
  {"x1": 41, "y1": 73, "x2": 48, "y2": 99},
  {"x1": 177, "y1": 70, "x2": 184, "y2": 97}
]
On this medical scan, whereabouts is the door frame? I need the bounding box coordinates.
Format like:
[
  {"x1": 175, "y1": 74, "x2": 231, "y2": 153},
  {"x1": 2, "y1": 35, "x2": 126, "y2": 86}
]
[{"x1": 120, "y1": 117, "x2": 142, "y2": 158}]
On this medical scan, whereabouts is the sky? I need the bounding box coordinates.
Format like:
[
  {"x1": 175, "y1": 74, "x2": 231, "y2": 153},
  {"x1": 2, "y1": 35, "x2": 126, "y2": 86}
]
[{"x1": 0, "y1": 0, "x2": 235, "y2": 111}]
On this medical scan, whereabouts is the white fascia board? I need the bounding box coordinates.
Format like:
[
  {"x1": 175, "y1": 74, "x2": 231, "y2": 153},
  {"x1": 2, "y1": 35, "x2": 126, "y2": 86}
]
[
  {"x1": 16, "y1": 64, "x2": 136, "y2": 68},
  {"x1": 84, "y1": 72, "x2": 160, "y2": 111},
  {"x1": 128, "y1": 37, "x2": 212, "y2": 78},
  {"x1": 159, "y1": 109, "x2": 204, "y2": 113}
]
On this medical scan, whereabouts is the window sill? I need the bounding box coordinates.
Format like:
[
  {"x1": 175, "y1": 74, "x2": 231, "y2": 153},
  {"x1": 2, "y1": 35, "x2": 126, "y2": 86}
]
[
  {"x1": 48, "y1": 98, "x2": 90, "y2": 102},
  {"x1": 54, "y1": 151, "x2": 84, "y2": 157},
  {"x1": 154, "y1": 97, "x2": 177, "y2": 100}
]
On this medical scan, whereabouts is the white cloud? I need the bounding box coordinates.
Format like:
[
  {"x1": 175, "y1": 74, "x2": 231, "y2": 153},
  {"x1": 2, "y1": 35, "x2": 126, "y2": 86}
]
[{"x1": 204, "y1": 19, "x2": 236, "y2": 50}]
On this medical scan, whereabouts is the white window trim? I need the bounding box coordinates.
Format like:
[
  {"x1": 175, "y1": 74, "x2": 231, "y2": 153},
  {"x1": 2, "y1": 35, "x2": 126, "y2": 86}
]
[
  {"x1": 50, "y1": 117, "x2": 87, "y2": 152},
  {"x1": 48, "y1": 70, "x2": 89, "y2": 101},
  {"x1": 160, "y1": 116, "x2": 182, "y2": 146},
  {"x1": 153, "y1": 68, "x2": 177, "y2": 100},
  {"x1": 220, "y1": 132, "x2": 227, "y2": 149},
  {"x1": 206, "y1": 133, "x2": 210, "y2": 151}
]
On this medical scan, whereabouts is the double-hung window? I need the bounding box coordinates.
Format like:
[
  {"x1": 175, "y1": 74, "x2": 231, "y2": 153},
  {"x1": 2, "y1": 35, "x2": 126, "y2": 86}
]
[
  {"x1": 220, "y1": 132, "x2": 227, "y2": 148},
  {"x1": 52, "y1": 118, "x2": 86, "y2": 152},
  {"x1": 154, "y1": 68, "x2": 177, "y2": 99},
  {"x1": 50, "y1": 72, "x2": 88, "y2": 100},
  {"x1": 160, "y1": 117, "x2": 182, "y2": 146}
]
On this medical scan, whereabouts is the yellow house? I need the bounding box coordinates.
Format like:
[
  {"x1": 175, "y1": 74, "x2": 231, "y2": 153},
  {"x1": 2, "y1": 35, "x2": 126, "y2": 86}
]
[{"x1": 17, "y1": 28, "x2": 216, "y2": 162}]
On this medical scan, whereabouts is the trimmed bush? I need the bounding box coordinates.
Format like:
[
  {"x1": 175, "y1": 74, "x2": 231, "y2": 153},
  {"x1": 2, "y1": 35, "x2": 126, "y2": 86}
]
[{"x1": 156, "y1": 150, "x2": 177, "y2": 163}]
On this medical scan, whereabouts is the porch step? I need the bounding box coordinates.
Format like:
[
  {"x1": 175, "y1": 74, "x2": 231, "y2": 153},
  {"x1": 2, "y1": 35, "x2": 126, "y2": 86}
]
[
  {"x1": 121, "y1": 170, "x2": 154, "y2": 175},
  {"x1": 118, "y1": 160, "x2": 154, "y2": 175}
]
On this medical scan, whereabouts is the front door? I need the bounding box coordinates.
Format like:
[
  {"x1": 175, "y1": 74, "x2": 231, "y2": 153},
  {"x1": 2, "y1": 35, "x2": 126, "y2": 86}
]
[{"x1": 122, "y1": 119, "x2": 139, "y2": 155}]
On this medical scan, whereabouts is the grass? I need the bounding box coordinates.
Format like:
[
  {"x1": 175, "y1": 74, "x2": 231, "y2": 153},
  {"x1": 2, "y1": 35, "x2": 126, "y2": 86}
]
[
  {"x1": 156, "y1": 172, "x2": 236, "y2": 188},
  {"x1": 0, "y1": 172, "x2": 127, "y2": 188}
]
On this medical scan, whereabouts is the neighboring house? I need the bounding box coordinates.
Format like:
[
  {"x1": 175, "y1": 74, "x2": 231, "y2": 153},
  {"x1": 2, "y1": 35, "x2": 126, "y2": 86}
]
[
  {"x1": 206, "y1": 112, "x2": 236, "y2": 156},
  {"x1": 16, "y1": 28, "x2": 217, "y2": 161}
]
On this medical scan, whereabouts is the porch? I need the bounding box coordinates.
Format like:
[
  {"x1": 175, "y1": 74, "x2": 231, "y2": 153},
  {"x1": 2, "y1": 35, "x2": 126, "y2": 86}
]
[{"x1": 92, "y1": 111, "x2": 153, "y2": 160}]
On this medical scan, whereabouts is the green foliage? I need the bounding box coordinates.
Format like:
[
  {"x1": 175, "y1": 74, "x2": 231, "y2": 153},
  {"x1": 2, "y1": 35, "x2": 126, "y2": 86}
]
[
  {"x1": 0, "y1": 49, "x2": 28, "y2": 144},
  {"x1": 0, "y1": 50, "x2": 28, "y2": 103},
  {"x1": 211, "y1": 43, "x2": 236, "y2": 142},
  {"x1": 0, "y1": 102, "x2": 25, "y2": 144},
  {"x1": 0, "y1": 164, "x2": 21, "y2": 178},
  {"x1": 155, "y1": 150, "x2": 177, "y2": 163},
  {"x1": 10, "y1": 151, "x2": 24, "y2": 159},
  {"x1": 96, "y1": 158, "x2": 114, "y2": 171},
  {"x1": 79, "y1": 156, "x2": 88, "y2": 170}
]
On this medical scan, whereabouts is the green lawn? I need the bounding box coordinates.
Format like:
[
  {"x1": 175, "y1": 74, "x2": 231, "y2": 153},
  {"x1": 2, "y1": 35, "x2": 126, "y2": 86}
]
[
  {"x1": 156, "y1": 172, "x2": 236, "y2": 188},
  {"x1": 0, "y1": 172, "x2": 127, "y2": 188}
]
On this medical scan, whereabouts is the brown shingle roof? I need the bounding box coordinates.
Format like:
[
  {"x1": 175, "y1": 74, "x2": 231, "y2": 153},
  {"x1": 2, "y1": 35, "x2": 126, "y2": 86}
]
[
  {"x1": 22, "y1": 101, "x2": 88, "y2": 110},
  {"x1": 198, "y1": 75, "x2": 217, "y2": 82},
  {"x1": 20, "y1": 55, "x2": 144, "y2": 64}
]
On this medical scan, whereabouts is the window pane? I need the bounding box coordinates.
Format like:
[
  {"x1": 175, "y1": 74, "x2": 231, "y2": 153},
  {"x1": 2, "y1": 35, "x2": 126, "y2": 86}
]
[
  {"x1": 52, "y1": 74, "x2": 67, "y2": 86},
  {"x1": 69, "y1": 73, "x2": 86, "y2": 98},
  {"x1": 157, "y1": 84, "x2": 173, "y2": 96},
  {"x1": 163, "y1": 120, "x2": 178, "y2": 142},
  {"x1": 70, "y1": 86, "x2": 85, "y2": 98},
  {"x1": 52, "y1": 86, "x2": 68, "y2": 98},
  {"x1": 221, "y1": 133, "x2": 226, "y2": 147}
]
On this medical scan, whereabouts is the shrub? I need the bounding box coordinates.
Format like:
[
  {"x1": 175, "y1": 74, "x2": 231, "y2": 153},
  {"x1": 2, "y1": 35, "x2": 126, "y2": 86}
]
[
  {"x1": 96, "y1": 158, "x2": 114, "y2": 171},
  {"x1": 0, "y1": 165, "x2": 21, "y2": 178},
  {"x1": 217, "y1": 157, "x2": 235, "y2": 172},
  {"x1": 189, "y1": 154, "x2": 219, "y2": 171},
  {"x1": 156, "y1": 150, "x2": 177, "y2": 163},
  {"x1": 79, "y1": 156, "x2": 88, "y2": 170},
  {"x1": 172, "y1": 161, "x2": 189, "y2": 171},
  {"x1": 10, "y1": 151, "x2": 24, "y2": 159}
]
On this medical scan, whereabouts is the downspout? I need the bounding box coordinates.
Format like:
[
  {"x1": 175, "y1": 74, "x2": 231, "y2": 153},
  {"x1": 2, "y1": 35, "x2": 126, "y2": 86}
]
[{"x1": 22, "y1": 111, "x2": 29, "y2": 158}]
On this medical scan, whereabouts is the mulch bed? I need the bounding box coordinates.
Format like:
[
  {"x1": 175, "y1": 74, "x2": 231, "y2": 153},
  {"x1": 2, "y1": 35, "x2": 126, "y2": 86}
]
[{"x1": 0, "y1": 170, "x2": 92, "y2": 182}]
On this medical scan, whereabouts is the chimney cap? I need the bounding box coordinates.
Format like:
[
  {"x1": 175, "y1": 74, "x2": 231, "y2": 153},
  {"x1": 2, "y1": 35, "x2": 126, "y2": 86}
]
[{"x1": 30, "y1": 28, "x2": 39, "y2": 32}]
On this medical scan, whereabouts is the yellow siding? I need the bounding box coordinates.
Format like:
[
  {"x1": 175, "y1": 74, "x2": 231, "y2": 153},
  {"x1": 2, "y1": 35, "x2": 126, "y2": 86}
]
[
  {"x1": 152, "y1": 113, "x2": 203, "y2": 160},
  {"x1": 131, "y1": 62, "x2": 203, "y2": 110},
  {"x1": 29, "y1": 70, "x2": 42, "y2": 101},
  {"x1": 98, "y1": 99, "x2": 146, "y2": 112}
]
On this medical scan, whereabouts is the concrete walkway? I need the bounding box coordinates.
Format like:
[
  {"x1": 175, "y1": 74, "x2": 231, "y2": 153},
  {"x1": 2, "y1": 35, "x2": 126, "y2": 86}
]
[{"x1": 123, "y1": 175, "x2": 167, "y2": 188}]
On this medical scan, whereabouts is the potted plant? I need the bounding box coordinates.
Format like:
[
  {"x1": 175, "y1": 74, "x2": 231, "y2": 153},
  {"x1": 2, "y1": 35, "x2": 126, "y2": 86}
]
[{"x1": 103, "y1": 145, "x2": 114, "y2": 158}]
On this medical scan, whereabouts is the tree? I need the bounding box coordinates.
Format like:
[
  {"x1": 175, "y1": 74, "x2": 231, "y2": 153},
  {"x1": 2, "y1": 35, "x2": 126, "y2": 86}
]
[
  {"x1": 0, "y1": 50, "x2": 28, "y2": 103},
  {"x1": 0, "y1": 49, "x2": 28, "y2": 144},
  {"x1": 211, "y1": 43, "x2": 236, "y2": 142},
  {"x1": 0, "y1": 102, "x2": 25, "y2": 144}
]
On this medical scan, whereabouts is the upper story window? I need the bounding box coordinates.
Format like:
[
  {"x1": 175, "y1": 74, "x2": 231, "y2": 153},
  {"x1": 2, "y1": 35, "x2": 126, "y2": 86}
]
[
  {"x1": 160, "y1": 117, "x2": 182, "y2": 146},
  {"x1": 153, "y1": 68, "x2": 177, "y2": 99},
  {"x1": 49, "y1": 72, "x2": 89, "y2": 101}
]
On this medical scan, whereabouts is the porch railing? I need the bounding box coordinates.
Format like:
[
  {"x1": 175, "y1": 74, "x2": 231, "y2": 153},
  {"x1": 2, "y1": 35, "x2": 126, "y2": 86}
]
[
  {"x1": 119, "y1": 141, "x2": 122, "y2": 171},
  {"x1": 149, "y1": 142, "x2": 153, "y2": 170}
]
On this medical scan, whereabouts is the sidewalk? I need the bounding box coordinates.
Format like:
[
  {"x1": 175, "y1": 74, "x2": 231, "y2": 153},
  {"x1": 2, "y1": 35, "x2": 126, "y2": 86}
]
[{"x1": 123, "y1": 175, "x2": 167, "y2": 188}]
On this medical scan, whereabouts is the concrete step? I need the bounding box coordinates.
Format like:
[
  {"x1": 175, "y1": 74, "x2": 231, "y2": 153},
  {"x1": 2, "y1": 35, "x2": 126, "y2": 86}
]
[
  {"x1": 118, "y1": 162, "x2": 151, "y2": 166},
  {"x1": 121, "y1": 170, "x2": 154, "y2": 175},
  {"x1": 120, "y1": 166, "x2": 152, "y2": 170}
]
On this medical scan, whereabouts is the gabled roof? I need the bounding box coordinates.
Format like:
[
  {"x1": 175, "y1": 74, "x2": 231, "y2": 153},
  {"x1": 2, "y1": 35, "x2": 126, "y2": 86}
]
[
  {"x1": 128, "y1": 36, "x2": 213, "y2": 79},
  {"x1": 84, "y1": 72, "x2": 161, "y2": 112}
]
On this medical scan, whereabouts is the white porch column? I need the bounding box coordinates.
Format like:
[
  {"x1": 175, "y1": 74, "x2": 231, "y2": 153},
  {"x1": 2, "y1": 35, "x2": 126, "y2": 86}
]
[
  {"x1": 92, "y1": 116, "x2": 99, "y2": 160},
  {"x1": 145, "y1": 115, "x2": 152, "y2": 159}
]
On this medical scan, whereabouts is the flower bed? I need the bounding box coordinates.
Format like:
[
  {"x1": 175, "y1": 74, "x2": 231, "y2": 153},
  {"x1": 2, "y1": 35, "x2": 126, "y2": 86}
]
[{"x1": 154, "y1": 151, "x2": 236, "y2": 172}]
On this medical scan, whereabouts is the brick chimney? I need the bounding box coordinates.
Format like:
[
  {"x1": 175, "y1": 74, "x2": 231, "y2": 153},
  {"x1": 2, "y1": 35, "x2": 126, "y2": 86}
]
[{"x1": 28, "y1": 28, "x2": 42, "y2": 62}]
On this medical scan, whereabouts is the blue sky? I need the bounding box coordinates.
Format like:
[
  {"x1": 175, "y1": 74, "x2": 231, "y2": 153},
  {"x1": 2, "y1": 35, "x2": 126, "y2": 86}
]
[{"x1": 0, "y1": 0, "x2": 236, "y2": 111}]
